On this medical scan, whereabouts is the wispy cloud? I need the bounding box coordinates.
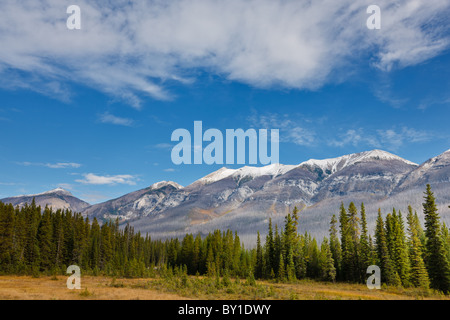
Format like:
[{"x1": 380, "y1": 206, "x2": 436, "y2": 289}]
[
  {"x1": 0, "y1": 1, "x2": 448, "y2": 106},
  {"x1": 18, "y1": 161, "x2": 81, "y2": 169},
  {"x1": 164, "y1": 168, "x2": 176, "y2": 172},
  {"x1": 57, "y1": 183, "x2": 73, "y2": 190},
  {"x1": 248, "y1": 112, "x2": 315, "y2": 146},
  {"x1": 99, "y1": 112, "x2": 134, "y2": 127},
  {"x1": 154, "y1": 143, "x2": 174, "y2": 149},
  {"x1": 76, "y1": 173, "x2": 138, "y2": 185},
  {"x1": 328, "y1": 127, "x2": 433, "y2": 151},
  {"x1": 0, "y1": 182, "x2": 22, "y2": 186}
]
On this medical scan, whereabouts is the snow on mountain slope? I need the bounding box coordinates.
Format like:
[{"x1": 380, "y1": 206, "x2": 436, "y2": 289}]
[
  {"x1": 149, "y1": 181, "x2": 183, "y2": 190},
  {"x1": 396, "y1": 149, "x2": 450, "y2": 191},
  {"x1": 81, "y1": 180, "x2": 183, "y2": 221},
  {"x1": 7, "y1": 187, "x2": 74, "y2": 198},
  {"x1": 192, "y1": 163, "x2": 300, "y2": 186},
  {"x1": 300, "y1": 149, "x2": 417, "y2": 174},
  {"x1": 0, "y1": 188, "x2": 90, "y2": 212}
]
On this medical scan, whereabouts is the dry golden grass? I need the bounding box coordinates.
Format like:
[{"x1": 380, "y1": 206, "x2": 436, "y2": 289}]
[
  {"x1": 0, "y1": 275, "x2": 448, "y2": 300},
  {"x1": 0, "y1": 276, "x2": 188, "y2": 300}
]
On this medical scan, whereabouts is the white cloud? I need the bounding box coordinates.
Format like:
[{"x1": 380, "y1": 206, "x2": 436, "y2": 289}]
[
  {"x1": 57, "y1": 183, "x2": 73, "y2": 190},
  {"x1": 0, "y1": 182, "x2": 22, "y2": 186},
  {"x1": 377, "y1": 127, "x2": 432, "y2": 149},
  {"x1": 164, "y1": 168, "x2": 176, "y2": 172},
  {"x1": 18, "y1": 161, "x2": 81, "y2": 169},
  {"x1": 329, "y1": 127, "x2": 433, "y2": 150},
  {"x1": 328, "y1": 129, "x2": 364, "y2": 148},
  {"x1": 99, "y1": 112, "x2": 134, "y2": 126},
  {"x1": 154, "y1": 143, "x2": 174, "y2": 149},
  {"x1": 76, "y1": 173, "x2": 138, "y2": 185},
  {"x1": 0, "y1": 0, "x2": 448, "y2": 106},
  {"x1": 248, "y1": 112, "x2": 315, "y2": 146}
]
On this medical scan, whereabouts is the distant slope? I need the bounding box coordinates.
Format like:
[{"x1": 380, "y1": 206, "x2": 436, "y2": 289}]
[
  {"x1": 0, "y1": 188, "x2": 90, "y2": 212},
  {"x1": 81, "y1": 181, "x2": 183, "y2": 222}
]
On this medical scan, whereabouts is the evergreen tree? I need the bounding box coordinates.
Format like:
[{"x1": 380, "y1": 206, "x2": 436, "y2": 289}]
[
  {"x1": 406, "y1": 206, "x2": 430, "y2": 289},
  {"x1": 329, "y1": 214, "x2": 342, "y2": 280},
  {"x1": 359, "y1": 203, "x2": 371, "y2": 281},
  {"x1": 0, "y1": 203, "x2": 15, "y2": 271},
  {"x1": 255, "y1": 231, "x2": 264, "y2": 279},
  {"x1": 339, "y1": 202, "x2": 352, "y2": 281},
  {"x1": 277, "y1": 252, "x2": 285, "y2": 282},
  {"x1": 375, "y1": 209, "x2": 401, "y2": 286},
  {"x1": 264, "y1": 218, "x2": 275, "y2": 278},
  {"x1": 423, "y1": 184, "x2": 450, "y2": 293},
  {"x1": 37, "y1": 207, "x2": 54, "y2": 271},
  {"x1": 387, "y1": 210, "x2": 410, "y2": 286},
  {"x1": 319, "y1": 238, "x2": 336, "y2": 282}
]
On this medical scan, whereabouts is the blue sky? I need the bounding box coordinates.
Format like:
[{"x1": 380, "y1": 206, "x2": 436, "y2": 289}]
[{"x1": 0, "y1": 0, "x2": 449, "y2": 203}]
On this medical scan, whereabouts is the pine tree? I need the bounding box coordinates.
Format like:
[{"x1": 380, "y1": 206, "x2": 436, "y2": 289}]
[
  {"x1": 277, "y1": 252, "x2": 285, "y2": 282},
  {"x1": 423, "y1": 184, "x2": 450, "y2": 293},
  {"x1": 406, "y1": 206, "x2": 430, "y2": 289},
  {"x1": 0, "y1": 203, "x2": 15, "y2": 271},
  {"x1": 329, "y1": 214, "x2": 342, "y2": 280},
  {"x1": 441, "y1": 223, "x2": 450, "y2": 265},
  {"x1": 264, "y1": 218, "x2": 275, "y2": 278},
  {"x1": 359, "y1": 203, "x2": 371, "y2": 282},
  {"x1": 339, "y1": 202, "x2": 353, "y2": 281},
  {"x1": 319, "y1": 238, "x2": 336, "y2": 282},
  {"x1": 255, "y1": 231, "x2": 264, "y2": 279},
  {"x1": 389, "y1": 210, "x2": 410, "y2": 286},
  {"x1": 37, "y1": 207, "x2": 54, "y2": 271},
  {"x1": 375, "y1": 209, "x2": 401, "y2": 286}
]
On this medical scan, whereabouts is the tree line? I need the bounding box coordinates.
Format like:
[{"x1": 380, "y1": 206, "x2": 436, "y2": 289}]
[
  {"x1": 0, "y1": 184, "x2": 449, "y2": 293},
  {"x1": 0, "y1": 198, "x2": 254, "y2": 278},
  {"x1": 251, "y1": 184, "x2": 450, "y2": 293}
]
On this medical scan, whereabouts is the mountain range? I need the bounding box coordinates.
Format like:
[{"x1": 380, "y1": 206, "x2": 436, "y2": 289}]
[{"x1": 2, "y1": 149, "x2": 450, "y2": 245}]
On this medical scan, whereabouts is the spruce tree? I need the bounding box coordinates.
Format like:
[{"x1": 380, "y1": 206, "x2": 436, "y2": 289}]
[
  {"x1": 375, "y1": 209, "x2": 401, "y2": 286},
  {"x1": 277, "y1": 252, "x2": 285, "y2": 282},
  {"x1": 359, "y1": 203, "x2": 371, "y2": 281},
  {"x1": 329, "y1": 214, "x2": 342, "y2": 280},
  {"x1": 423, "y1": 184, "x2": 450, "y2": 293},
  {"x1": 255, "y1": 231, "x2": 264, "y2": 279},
  {"x1": 391, "y1": 210, "x2": 411, "y2": 286},
  {"x1": 0, "y1": 203, "x2": 15, "y2": 272},
  {"x1": 406, "y1": 206, "x2": 430, "y2": 289},
  {"x1": 264, "y1": 218, "x2": 275, "y2": 278},
  {"x1": 339, "y1": 202, "x2": 351, "y2": 281},
  {"x1": 37, "y1": 207, "x2": 54, "y2": 271},
  {"x1": 319, "y1": 238, "x2": 336, "y2": 282}
]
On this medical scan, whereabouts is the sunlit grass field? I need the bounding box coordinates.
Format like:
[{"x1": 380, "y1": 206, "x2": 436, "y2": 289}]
[{"x1": 0, "y1": 275, "x2": 448, "y2": 300}]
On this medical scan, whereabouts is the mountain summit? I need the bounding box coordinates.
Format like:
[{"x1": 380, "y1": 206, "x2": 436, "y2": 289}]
[{"x1": 1, "y1": 187, "x2": 89, "y2": 212}]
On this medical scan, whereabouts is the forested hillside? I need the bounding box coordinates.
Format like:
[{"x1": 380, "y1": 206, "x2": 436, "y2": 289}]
[{"x1": 1, "y1": 184, "x2": 449, "y2": 293}]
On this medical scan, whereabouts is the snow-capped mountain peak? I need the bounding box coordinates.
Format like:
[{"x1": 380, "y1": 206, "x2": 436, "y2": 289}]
[
  {"x1": 149, "y1": 181, "x2": 183, "y2": 190},
  {"x1": 299, "y1": 149, "x2": 417, "y2": 174},
  {"x1": 355, "y1": 150, "x2": 418, "y2": 166},
  {"x1": 192, "y1": 163, "x2": 299, "y2": 186},
  {"x1": 40, "y1": 187, "x2": 73, "y2": 196},
  {"x1": 9, "y1": 187, "x2": 73, "y2": 198},
  {"x1": 193, "y1": 167, "x2": 237, "y2": 185}
]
